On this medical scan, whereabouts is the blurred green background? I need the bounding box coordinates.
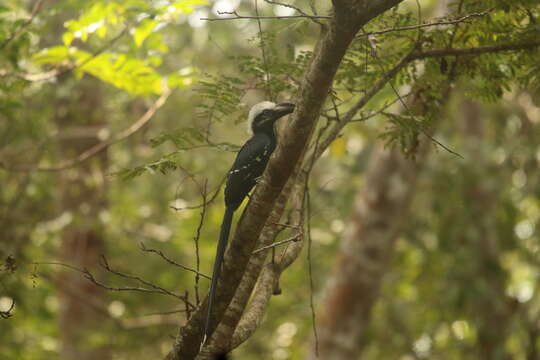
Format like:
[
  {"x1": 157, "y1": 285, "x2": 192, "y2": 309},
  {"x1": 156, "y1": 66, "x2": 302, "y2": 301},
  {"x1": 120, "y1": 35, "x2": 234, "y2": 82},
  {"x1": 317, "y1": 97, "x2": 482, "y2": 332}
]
[{"x1": 1, "y1": 0, "x2": 540, "y2": 359}]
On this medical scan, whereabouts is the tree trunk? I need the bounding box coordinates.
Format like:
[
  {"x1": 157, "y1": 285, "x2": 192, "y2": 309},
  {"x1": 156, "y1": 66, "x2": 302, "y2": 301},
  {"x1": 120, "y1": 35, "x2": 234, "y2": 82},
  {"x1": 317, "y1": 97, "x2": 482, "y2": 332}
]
[
  {"x1": 309, "y1": 69, "x2": 457, "y2": 358},
  {"x1": 56, "y1": 80, "x2": 111, "y2": 360},
  {"x1": 460, "y1": 98, "x2": 513, "y2": 360},
  {"x1": 309, "y1": 141, "x2": 430, "y2": 360},
  {"x1": 168, "y1": 1, "x2": 405, "y2": 358}
]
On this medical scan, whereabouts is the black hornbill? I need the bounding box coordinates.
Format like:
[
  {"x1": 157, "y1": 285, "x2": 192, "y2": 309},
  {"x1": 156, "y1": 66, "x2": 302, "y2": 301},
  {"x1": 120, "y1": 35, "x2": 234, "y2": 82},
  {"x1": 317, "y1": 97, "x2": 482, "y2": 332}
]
[{"x1": 204, "y1": 101, "x2": 295, "y2": 343}]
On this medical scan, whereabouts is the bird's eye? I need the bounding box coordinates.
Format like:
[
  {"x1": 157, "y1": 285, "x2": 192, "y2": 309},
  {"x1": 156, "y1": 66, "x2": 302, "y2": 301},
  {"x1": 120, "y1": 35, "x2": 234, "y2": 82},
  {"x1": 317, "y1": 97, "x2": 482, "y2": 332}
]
[{"x1": 262, "y1": 109, "x2": 270, "y2": 115}]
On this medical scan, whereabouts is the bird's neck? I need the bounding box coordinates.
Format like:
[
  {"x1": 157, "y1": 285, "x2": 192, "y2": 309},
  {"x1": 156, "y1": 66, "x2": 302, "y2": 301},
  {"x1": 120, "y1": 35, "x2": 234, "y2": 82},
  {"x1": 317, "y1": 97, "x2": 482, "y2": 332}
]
[{"x1": 253, "y1": 123, "x2": 276, "y2": 139}]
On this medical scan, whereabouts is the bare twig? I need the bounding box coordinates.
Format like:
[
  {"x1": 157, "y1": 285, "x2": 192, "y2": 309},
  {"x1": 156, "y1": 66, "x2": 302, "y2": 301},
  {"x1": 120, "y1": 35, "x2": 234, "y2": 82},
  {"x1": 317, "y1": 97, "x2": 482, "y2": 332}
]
[
  {"x1": 139, "y1": 243, "x2": 211, "y2": 280},
  {"x1": 185, "y1": 290, "x2": 192, "y2": 320},
  {"x1": 410, "y1": 40, "x2": 540, "y2": 59},
  {"x1": 330, "y1": 90, "x2": 341, "y2": 123},
  {"x1": 264, "y1": 0, "x2": 325, "y2": 26},
  {"x1": 350, "y1": 93, "x2": 413, "y2": 122},
  {"x1": 32, "y1": 261, "x2": 86, "y2": 273},
  {"x1": 170, "y1": 175, "x2": 226, "y2": 212},
  {"x1": 193, "y1": 180, "x2": 209, "y2": 305},
  {"x1": 99, "y1": 256, "x2": 194, "y2": 307},
  {"x1": 143, "y1": 309, "x2": 188, "y2": 316},
  {"x1": 305, "y1": 175, "x2": 319, "y2": 356},
  {"x1": 315, "y1": 48, "x2": 415, "y2": 161},
  {"x1": 268, "y1": 222, "x2": 302, "y2": 230},
  {"x1": 32, "y1": 260, "x2": 194, "y2": 308},
  {"x1": 252, "y1": 233, "x2": 302, "y2": 254},
  {"x1": 201, "y1": 10, "x2": 329, "y2": 21}
]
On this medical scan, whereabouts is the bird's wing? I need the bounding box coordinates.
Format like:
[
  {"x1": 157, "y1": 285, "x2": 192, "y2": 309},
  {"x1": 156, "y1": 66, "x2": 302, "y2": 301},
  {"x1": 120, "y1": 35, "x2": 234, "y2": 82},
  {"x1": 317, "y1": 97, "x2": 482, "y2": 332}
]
[
  {"x1": 224, "y1": 134, "x2": 274, "y2": 208},
  {"x1": 228, "y1": 134, "x2": 272, "y2": 178}
]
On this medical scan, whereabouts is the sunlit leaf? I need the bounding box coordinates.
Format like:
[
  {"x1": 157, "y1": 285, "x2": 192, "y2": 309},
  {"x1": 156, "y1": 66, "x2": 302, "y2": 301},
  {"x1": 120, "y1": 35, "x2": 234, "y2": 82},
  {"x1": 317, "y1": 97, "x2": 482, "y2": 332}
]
[
  {"x1": 32, "y1": 46, "x2": 70, "y2": 64},
  {"x1": 62, "y1": 32, "x2": 74, "y2": 46},
  {"x1": 170, "y1": 0, "x2": 208, "y2": 15},
  {"x1": 134, "y1": 18, "x2": 157, "y2": 47}
]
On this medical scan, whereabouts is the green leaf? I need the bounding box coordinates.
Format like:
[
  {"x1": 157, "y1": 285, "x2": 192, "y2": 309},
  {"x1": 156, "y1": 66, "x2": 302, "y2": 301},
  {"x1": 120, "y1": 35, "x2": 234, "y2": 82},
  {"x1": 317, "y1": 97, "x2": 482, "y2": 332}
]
[
  {"x1": 62, "y1": 32, "x2": 74, "y2": 46},
  {"x1": 133, "y1": 18, "x2": 157, "y2": 47},
  {"x1": 76, "y1": 51, "x2": 162, "y2": 95},
  {"x1": 169, "y1": 0, "x2": 208, "y2": 14},
  {"x1": 150, "y1": 127, "x2": 205, "y2": 149},
  {"x1": 33, "y1": 46, "x2": 70, "y2": 64},
  {"x1": 144, "y1": 33, "x2": 168, "y2": 53}
]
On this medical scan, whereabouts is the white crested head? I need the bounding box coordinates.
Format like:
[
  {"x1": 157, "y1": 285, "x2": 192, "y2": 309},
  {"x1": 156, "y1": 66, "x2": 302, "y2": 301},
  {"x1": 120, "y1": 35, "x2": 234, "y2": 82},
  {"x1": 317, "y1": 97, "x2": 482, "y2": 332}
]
[{"x1": 247, "y1": 101, "x2": 276, "y2": 135}]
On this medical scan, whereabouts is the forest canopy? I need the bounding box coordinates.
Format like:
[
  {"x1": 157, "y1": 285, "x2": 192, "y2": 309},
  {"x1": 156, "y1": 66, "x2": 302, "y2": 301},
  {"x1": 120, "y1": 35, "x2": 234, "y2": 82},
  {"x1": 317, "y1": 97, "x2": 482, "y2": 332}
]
[{"x1": 1, "y1": 0, "x2": 540, "y2": 359}]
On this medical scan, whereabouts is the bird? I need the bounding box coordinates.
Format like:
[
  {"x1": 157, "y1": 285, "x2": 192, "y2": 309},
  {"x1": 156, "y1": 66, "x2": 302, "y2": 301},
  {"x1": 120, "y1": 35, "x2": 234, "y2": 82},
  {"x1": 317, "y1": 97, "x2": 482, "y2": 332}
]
[{"x1": 203, "y1": 101, "x2": 295, "y2": 345}]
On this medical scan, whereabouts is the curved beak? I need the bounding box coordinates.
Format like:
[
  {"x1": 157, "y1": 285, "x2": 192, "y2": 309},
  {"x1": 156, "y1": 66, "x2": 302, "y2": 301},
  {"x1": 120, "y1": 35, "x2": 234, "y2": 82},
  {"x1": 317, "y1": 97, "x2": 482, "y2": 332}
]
[{"x1": 274, "y1": 102, "x2": 295, "y2": 118}]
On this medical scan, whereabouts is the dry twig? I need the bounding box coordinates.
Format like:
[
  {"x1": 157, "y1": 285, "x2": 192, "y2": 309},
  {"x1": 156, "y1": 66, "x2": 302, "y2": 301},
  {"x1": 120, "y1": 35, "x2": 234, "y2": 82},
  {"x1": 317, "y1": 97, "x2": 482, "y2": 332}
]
[
  {"x1": 201, "y1": 10, "x2": 329, "y2": 22},
  {"x1": 139, "y1": 243, "x2": 211, "y2": 280}
]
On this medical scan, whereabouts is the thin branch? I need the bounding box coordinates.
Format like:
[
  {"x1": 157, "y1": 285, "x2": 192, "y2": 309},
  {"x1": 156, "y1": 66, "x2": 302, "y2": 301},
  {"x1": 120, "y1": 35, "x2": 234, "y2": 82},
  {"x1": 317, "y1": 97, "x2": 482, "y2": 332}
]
[
  {"x1": 316, "y1": 37, "x2": 540, "y2": 162},
  {"x1": 316, "y1": 47, "x2": 416, "y2": 159},
  {"x1": 86, "y1": 268, "x2": 189, "y2": 303},
  {"x1": 252, "y1": 233, "x2": 302, "y2": 254},
  {"x1": 99, "y1": 256, "x2": 194, "y2": 306},
  {"x1": 348, "y1": 92, "x2": 413, "y2": 122},
  {"x1": 359, "y1": 9, "x2": 492, "y2": 37},
  {"x1": 170, "y1": 175, "x2": 225, "y2": 212},
  {"x1": 264, "y1": 0, "x2": 325, "y2": 26},
  {"x1": 1, "y1": 88, "x2": 172, "y2": 172},
  {"x1": 139, "y1": 243, "x2": 211, "y2": 280},
  {"x1": 143, "y1": 309, "x2": 188, "y2": 316},
  {"x1": 33, "y1": 261, "x2": 194, "y2": 307},
  {"x1": 330, "y1": 90, "x2": 341, "y2": 123},
  {"x1": 193, "y1": 179, "x2": 209, "y2": 305},
  {"x1": 366, "y1": 36, "x2": 464, "y2": 158},
  {"x1": 32, "y1": 261, "x2": 86, "y2": 274},
  {"x1": 305, "y1": 175, "x2": 319, "y2": 356},
  {"x1": 410, "y1": 40, "x2": 540, "y2": 60},
  {"x1": 201, "y1": 10, "x2": 329, "y2": 21}
]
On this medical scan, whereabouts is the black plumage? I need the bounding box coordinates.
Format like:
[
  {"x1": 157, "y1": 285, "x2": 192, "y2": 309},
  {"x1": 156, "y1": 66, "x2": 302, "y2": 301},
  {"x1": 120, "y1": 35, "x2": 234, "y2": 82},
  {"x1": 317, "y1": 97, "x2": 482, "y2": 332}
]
[
  {"x1": 203, "y1": 101, "x2": 295, "y2": 347},
  {"x1": 225, "y1": 132, "x2": 275, "y2": 209}
]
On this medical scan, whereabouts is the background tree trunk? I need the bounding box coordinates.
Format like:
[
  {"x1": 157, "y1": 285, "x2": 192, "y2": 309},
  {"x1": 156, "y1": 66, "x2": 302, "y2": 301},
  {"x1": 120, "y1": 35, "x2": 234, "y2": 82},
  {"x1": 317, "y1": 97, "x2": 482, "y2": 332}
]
[
  {"x1": 56, "y1": 80, "x2": 111, "y2": 360},
  {"x1": 309, "y1": 142, "x2": 431, "y2": 360},
  {"x1": 309, "y1": 74, "x2": 454, "y2": 358},
  {"x1": 460, "y1": 98, "x2": 514, "y2": 360}
]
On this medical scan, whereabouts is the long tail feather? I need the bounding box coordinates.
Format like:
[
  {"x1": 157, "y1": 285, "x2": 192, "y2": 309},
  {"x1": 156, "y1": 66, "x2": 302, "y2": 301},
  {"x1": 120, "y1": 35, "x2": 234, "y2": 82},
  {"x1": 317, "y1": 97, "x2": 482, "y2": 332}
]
[{"x1": 203, "y1": 206, "x2": 234, "y2": 344}]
